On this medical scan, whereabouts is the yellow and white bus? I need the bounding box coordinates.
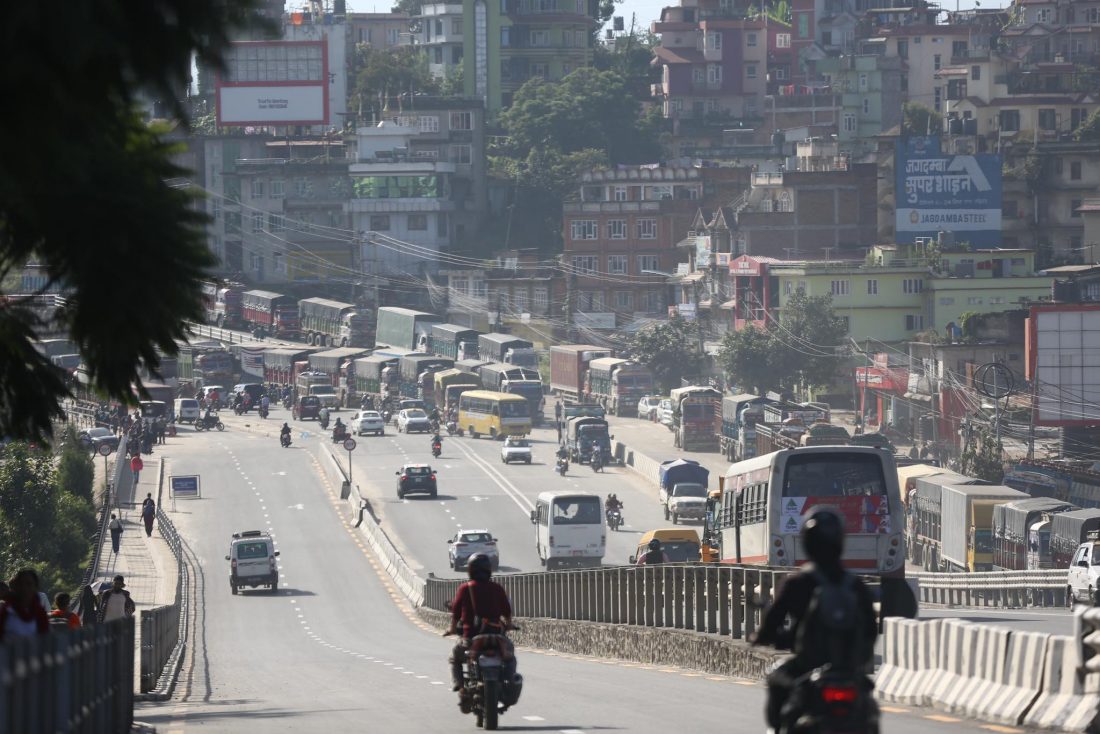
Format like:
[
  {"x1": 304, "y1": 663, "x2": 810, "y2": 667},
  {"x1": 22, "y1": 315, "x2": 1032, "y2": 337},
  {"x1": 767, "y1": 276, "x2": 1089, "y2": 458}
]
[{"x1": 458, "y1": 390, "x2": 531, "y2": 439}]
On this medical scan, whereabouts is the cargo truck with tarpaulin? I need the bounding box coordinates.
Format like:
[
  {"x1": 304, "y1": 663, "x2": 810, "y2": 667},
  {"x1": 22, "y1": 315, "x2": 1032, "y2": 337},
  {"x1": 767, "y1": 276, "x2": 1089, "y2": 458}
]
[
  {"x1": 353, "y1": 354, "x2": 401, "y2": 406},
  {"x1": 309, "y1": 347, "x2": 370, "y2": 407},
  {"x1": 299, "y1": 298, "x2": 370, "y2": 348},
  {"x1": 455, "y1": 358, "x2": 493, "y2": 376},
  {"x1": 429, "y1": 323, "x2": 480, "y2": 361},
  {"x1": 549, "y1": 345, "x2": 612, "y2": 402},
  {"x1": 1051, "y1": 509, "x2": 1100, "y2": 568},
  {"x1": 993, "y1": 497, "x2": 1078, "y2": 570},
  {"x1": 909, "y1": 471, "x2": 979, "y2": 570},
  {"x1": 241, "y1": 290, "x2": 300, "y2": 339},
  {"x1": 375, "y1": 307, "x2": 441, "y2": 352},
  {"x1": 478, "y1": 333, "x2": 538, "y2": 368},
  {"x1": 201, "y1": 281, "x2": 245, "y2": 328},
  {"x1": 563, "y1": 416, "x2": 612, "y2": 465},
  {"x1": 717, "y1": 393, "x2": 764, "y2": 461},
  {"x1": 670, "y1": 386, "x2": 722, "y2": 451},
  {"x1": 398, "y1": 354, "x2": 454, "y2": 405},
  {"x1": 263, "y1": 348, "x2": 313, "y2": 385},
  {"x1": 585, "y1": 358, "x2": 654, "y2": 417},
  {"x1": 433, "y1": 368, "x2": 481, "y2": 410},
  {"x1": 478, "y1": 363, "x2": 544, "y2": 423},
  {"x1": 940, "y1": 484, "x2": 1028, "y2": 572},
  {"x1": 178, "y1": 345, "x2": 235, "y2": 388},
  {"x1": 658, "y1": 459, "x2": 710, "y2": 525}
]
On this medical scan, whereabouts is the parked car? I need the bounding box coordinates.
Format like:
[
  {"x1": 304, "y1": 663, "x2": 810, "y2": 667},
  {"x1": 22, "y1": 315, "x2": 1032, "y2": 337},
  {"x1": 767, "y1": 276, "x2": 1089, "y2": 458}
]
[
  {"x1": 447, "y1": 529, "x2": 499, "y2": 572},
  {"x1": 397, "y1": 408, "x2": 432, "y2": 433},
  {"x1": 293, "y1": 395, "x2": 322, "y2": 421},
  {"x1": 637, "y1": 395, "x2": 663, "y2": 421},
  {"x1": 79, "y1": 427, "x2": 119, "y2": 454},
  {"x1": 500, "y1": 436, "x2": 532, "y2": 464},
  {"x1": 1068, "y1": 537, "x2": 1100, "y2": 605},
  {"x1": 396, "y1": 463, "x2": 437, "y2": 499},
  {"x1": 657, "y1": 399, "x2": 674, "y2": 427},
  {"x1": 351, "y1": 410, "x2": 386, "y2": 436}
]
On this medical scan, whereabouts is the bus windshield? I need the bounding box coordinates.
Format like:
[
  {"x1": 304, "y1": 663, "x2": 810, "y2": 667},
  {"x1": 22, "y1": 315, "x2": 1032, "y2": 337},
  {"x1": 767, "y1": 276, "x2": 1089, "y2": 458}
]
[
  {"x1": 782, "y1": 453, "x2": 887, "y2": 498},
  {"x1": 500, "y1": 401, "x2": 529, "y2": 418},
  {"x1": 552, "y1": 497, "x2": 601, "y2": 525}
]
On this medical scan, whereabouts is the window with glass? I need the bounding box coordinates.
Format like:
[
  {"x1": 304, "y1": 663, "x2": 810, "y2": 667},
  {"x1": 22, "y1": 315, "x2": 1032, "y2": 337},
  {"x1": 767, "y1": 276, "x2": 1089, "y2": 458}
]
[
  {"x1": 637, "y1": 219, "x2": 657, "y2": 239},
  {"x1": 843, "y1": 113, "x2": 856, "y2": 133},
  {"x1": 867, "y1": 279, "x2": 878, "y2": 295},
  {"x1": 607, "y1": 219, "x2": 626, "y2": 239},
  {"x1": 407, "y1": 214, "x2": 428, "y2": 231},
  {"x1": 906, "y1": 314, "x2": 924, "y2": 330},
  {"x1": 999, "y1": 110, "x2": 1020, "y2": 132},
  {"x1": 450, "y1": 111, "x2": 473, "y2": 130},
  {"x1": 903, "y1": 278, "x2": 923, "y2": 294},
  {"x1": 270, "y1": 179, "x2": 285, "y2": 198},
  {"x1": 268, "y1": 214, "x2": 285, "y2": 232},
  {"x1": 531, "y1": 29, "x2": 550, "y2": 46},
  {"x1": 615, "y1": 291, "x2": 632, "y2": 309},
  {"x1": 613, "y1": 186, "x2": 627, "y2": 202},
  {"x1": 294, "y1": 179, "x2": 309, "y2": 198},
  {"x1": 831, "y1": 279, "x2": 850, "y2": 296},
  {"x1": 708, "y1": 64, "x2": 722, "y2": 84},
  {"x1": 452, "y1": 144, "x2": 472, "y2": 164},
  {"x1": 1038, "y1": 108, "x2": 1057, "y2": 131},
  {"x1": 251, "y1": 179, "x2": 264, "y2": 198},
  {"x1": 533, "y1": 287, "x2": 548, "y2": 310},
  {"x1": 452, "y1": 18, "x2": 463, "y2": 33},
  {"x1": 637, "y1": 255, "x2": 659, "y2": 273},
  {"x1": 1071, "y1": 160, "x2": 1082, "y2": 180},
  {"x1": 746, "y1": 32, "x2": 757, "y2": 47},
  {"x1": 608, "y1": 255, "x2": 627, "y2": 274},
  {"x1": 777, "y1": 33, "x2": 791, "y2": 48},
  {"x1": 370, "y1": 215, "x2": 391, "y2": 231},
  {"x1": 251, "y1": 212, "x2": 264, "y2": 232},
  {"x1": 782, "y1": 453, "x2": 887, "y2": 498},
  {"x1": 572, "y1": 256, "x2": 598, "y2": 274},
  {"x1": 746, "y1": 63, "x2": 757, "y2": 79}
]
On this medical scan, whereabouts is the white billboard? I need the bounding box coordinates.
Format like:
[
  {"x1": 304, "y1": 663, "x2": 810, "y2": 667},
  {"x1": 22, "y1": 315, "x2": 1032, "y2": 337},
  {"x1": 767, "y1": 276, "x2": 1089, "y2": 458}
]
[
  {"x1": 1030, "y1": 306, "x2": 1100, "y2": 426},
  {"x1": 217, "y1": 85, "x2": 326, "y2": 125}
]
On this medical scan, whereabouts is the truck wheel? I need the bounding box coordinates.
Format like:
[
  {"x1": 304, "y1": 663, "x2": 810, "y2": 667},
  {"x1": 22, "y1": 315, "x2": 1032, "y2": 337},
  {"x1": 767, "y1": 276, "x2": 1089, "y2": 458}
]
[{"x1": 231, "y1": 583, "x2": 238, "y2": 595}]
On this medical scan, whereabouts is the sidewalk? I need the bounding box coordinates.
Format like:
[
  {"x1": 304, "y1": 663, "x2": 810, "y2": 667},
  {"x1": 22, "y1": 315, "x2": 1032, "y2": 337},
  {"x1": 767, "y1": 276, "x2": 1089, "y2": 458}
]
[{"x1": 94, "y1": 453, "x2": 179, "y2": 692}]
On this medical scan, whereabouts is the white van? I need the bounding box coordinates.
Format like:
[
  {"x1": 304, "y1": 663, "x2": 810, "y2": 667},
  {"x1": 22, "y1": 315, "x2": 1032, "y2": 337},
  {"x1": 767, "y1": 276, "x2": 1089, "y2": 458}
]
[
  {"x1": 225, "y1": 530, "x2": 279, "y2": 594},
  {"x1": 530, "y1": 492, "x2": 605, "y2": 570},
  {"x1": 174, "y1": 398, "x2": 201, "y2": 424}
]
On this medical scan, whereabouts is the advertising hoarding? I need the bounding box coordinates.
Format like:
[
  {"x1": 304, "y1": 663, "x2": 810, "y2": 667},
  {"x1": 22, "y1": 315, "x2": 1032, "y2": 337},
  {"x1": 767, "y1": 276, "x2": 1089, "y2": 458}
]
[
  {"x1": 895, "y1": 146, "x2": 1002, "y2": 247},
  {"x1": 1028, "y1": 304, "x2": 1100, "y2": 426},
  {"x1": 216, "y1": 40, "x2": 328, "y2": 126}
]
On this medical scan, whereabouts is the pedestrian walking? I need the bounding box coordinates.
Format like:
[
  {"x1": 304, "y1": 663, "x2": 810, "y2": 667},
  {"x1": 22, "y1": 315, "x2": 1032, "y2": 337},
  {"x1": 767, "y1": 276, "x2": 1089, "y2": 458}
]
[
  {"x1": 79, "y1": 584, "x2": 98, "y2": 626},
  {"x1": 130, "y1": 454, "x2": 144, "y2": 485},
  {"x1": 0, "y1": 569, "x2": 50, "y2": 641},
  {"x1": 109, "y1": 513, "x2": 123, "y2": 553},
  {"x1": 99, "y1": 576, "x2": 135, "y2": 623},
  {"x1": 142, "y1": 497, "x2": 156, "y2": 537},
  {"x1": 49, "y1": 593, "x2": 81, "y2": 630}
]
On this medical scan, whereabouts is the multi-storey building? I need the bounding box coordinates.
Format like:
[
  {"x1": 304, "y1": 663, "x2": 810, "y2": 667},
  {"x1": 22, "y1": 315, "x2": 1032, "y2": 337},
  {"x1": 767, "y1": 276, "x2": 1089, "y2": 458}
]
[
  {"x1": 347, "y1": 12, "x2": 412, "y2": 49},
  {"x1": 817, "y1": 53, "x2": 902, "y2": 152},
  {"x1": 416, "y1": 0, "x2": 598, "y2": 114},
  {"x1": 926, "y1": 248, "x2": 1052, "y2": 332},
  {"x1": 199, "y1": 135, "x2": 272, "y2": 275}
]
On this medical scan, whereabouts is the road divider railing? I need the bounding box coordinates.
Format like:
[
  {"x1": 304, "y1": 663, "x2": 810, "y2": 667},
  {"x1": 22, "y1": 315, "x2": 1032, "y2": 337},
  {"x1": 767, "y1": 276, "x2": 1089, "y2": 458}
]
[
  {"x1": 877, "y1": 611, "x2": 1100, "y2": 732},
  {"x1": 909, "y1": 569, "x2": 1069, "y2": 608},
  {"x1": 0, "y1": 617, "x2": 135, "y2": 734}
]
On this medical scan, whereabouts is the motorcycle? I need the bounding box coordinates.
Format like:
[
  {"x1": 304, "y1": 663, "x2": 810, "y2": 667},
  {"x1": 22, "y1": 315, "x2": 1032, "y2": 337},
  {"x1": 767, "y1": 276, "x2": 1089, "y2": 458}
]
[
  {"x1": 381, "y1": 409, "x2": 392, "y2": 424},
  {"x1": 555, "y1": 457, "x2": 569, "y2": 476},
  {"x1": 194, "y1": 415, "x2": 225, "y2": 432},
  {"x1": 606, "y1": 508, "x2": 623, "y2": 531},
  {"x1": 319, "y1": 414, "x2": 330, "y2": 431},
  {"x1": 259, "y1": 404, "x2": 269, "y2": 419},
  {"x1": 456, "y1": 631, "x2": 524, "y2": 731},
  {"x1": 331, "y1": 425, "x2": 348, "y2": 444},
  {"x1": 590, "y1": 454, "x2": 603, "y2": 473},
  {"x1": 282, "y1": 396, "x2": 292, "y2": 410},
  {"x1": 280, "y1": 432, "x2": 292, "y2": 448},
  {"x1": 446, "y1": 420, "x2": 464, "y2": 437},
  {"x1": 431, "y1": 440, "x2": 442, "y2": 458},
  {"x1": 778, "y1": 666, "x2": 879, "y2": 734}
]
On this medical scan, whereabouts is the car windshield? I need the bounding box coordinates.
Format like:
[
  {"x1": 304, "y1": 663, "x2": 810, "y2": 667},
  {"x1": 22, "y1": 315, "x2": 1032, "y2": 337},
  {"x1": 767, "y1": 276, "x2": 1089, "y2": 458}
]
[
  {"x1": 461, "y1": 533, "x2": 492, "y2": 543},
  {"x1": 311, "y1": 386, "x2": 335, "y2": 394},
  {"x1": 179, "y1": 400, "x2": 198, "y2": 408},
  {"x1": 405, "y1": 410, "x2": 427, "y2": 418},
  {"x1": 363, "y1": 412, "x2": 381, "y2": 419},
  {"x1": 301, "y1": 397, "x2": 320, "y2": 406},
  {"x1": 236, "y1": 541, "x2": 268, "y2": 559},
  {"x1": 674, "y1": 483, "x2": 707, "y2": 498},
  {"x1": 507, "y1": 438, "x2": 529, "y2": 447},
  {"x1": 405, "y1": 466, "x2": 431, "y2": 476},
  {"x1": 87, "y1": 428, "x2": 111, "y2": 438}
]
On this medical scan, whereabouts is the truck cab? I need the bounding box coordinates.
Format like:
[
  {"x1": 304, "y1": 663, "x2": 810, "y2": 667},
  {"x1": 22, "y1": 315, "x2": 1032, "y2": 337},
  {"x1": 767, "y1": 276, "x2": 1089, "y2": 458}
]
[
  {"x1": 565, "y1": 416, "x2": 612, "y2": 465},
  {"x1": 660, "y1": 482, "x2": 707, "y2": 525}
]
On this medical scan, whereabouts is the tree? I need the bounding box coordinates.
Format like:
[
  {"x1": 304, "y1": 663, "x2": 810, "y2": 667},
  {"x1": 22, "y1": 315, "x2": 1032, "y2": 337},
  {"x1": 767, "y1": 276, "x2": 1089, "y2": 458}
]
[
  {"x1": 630, "y1": 317, "x2": 706, "y2": 392},
  {"x1": 57, "y1": 426, "x2": 95, "y2": 503},
  {"x1": 1075, "y1": 108, "x2": 1100, "y2": 142},
  {"x1": 959, "y1": 424, "x2": 1004, "y2": 483},
  {"x1": 775, "y1": 292, "x2": 847, "y2": 390},
  {"x1": 350, "y1": 45, "x2": 440, "y2": 122},
  {"x1": 1, "y1": 1, "x2": 263, "y2": 441},
  {"x1": 717, "y1": 325, "x2": 782, "y2": 395},
  {"x1": 902, "y1": 102, "x2": 943, "y2": 136}
]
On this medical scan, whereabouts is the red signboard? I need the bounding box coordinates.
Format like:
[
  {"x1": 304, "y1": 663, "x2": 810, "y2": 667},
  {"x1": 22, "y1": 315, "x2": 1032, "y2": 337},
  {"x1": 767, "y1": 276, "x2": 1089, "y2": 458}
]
[{"x1": 854, "y1": 366, "x2": 908, "y2": 394}]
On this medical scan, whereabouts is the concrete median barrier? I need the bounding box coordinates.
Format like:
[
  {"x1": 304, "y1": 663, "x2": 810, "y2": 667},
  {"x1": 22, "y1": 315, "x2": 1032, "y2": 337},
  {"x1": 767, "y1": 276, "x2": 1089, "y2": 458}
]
[
  {"x1": 875, "y1": 617, "x2": 941, "y2": 706},
  {"x1": 962, "y1": 627, "x2": 1044, "y2": 725},
  {"x1": 927, "y1": 619, "x2": 974, "y2": 712},
  {"x1": 1023, "y1": 635, "x2": 1100, "y2": 732}
]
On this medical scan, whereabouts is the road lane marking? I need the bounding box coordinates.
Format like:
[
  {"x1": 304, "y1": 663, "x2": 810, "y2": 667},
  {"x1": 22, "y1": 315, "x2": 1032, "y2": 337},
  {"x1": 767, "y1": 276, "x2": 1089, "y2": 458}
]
[
  {"x1": 523, "y1": 715, "x2": 546, "y2": 721},
  {"x1": 880, "y1": 706, "x2": 908, "y2": 713},
  {"x1": 451, "y1": 440, "x2": 534, "y2": 514},
  {"x1": 980, "y1": 727, "x2": 1020, "y2": 733},
  {"x1": 924, "y1": 715, "x2": 961, "y2": 723}
]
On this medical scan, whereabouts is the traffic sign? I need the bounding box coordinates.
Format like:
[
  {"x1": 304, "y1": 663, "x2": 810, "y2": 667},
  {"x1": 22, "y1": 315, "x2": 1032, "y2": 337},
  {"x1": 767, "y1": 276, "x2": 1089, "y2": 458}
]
[
  {"x1": 343, "y1": 438, "x2": 357, "y2": 452},
  {"x1": 170, "y1": 475, "x2": 201, "y2": 499},
  {"x1": 97, "y1": 443, "x2": 113, "y2": 457}
]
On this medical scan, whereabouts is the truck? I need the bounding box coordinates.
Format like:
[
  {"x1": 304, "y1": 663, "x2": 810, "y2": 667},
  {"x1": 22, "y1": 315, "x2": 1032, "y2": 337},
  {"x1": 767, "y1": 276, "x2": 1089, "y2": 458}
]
[
  {"x1": 478, "y1": 363, "x2": 544, "y2": 423},
  {"x1": 658, "y1": 459, "x2": 710, "y2": 525},
  {"x1": 263, "y1": 348, "x2": 312, "y2": 385},
  {"x1": 909, "y1": 472, "x2": 983, "y2": 570},
  {"x1": 398, "y1": 354, "x2": 454, "y2": 405},
  {"x1": 549, "y1": 345, "x2": 612, "y2": 402},
  {"x1": 429, "y1": 324, "x2": 481, "y2": 361},
  {"x1": 717, "y1": 393, "x2": 764, "y2": 461},
  {"x1": 375, "y1": 307, "x2": 442, "y2": 353},
  {"x1": 455, "y1": 358, "x2": 493, "y2": 376},
  {"x1": 563, "y1": 416, "x2": 612, "y2": 466},
  {"x1": 940, "y1": 484, "x2": 1028, "y2": 572},
  {"x1": 762, "y1": 400, "x2": 829, "y2": 426},
  {"x1": 799, "y1": 422, "x2": 851, "y2": 446},
  {"x1": 309, "y1": 347, "x2": 371, "y2": 407},
  {"x1": 241, "y1": 290, "x2": 300, "y2": 339},
  {"x1": 353, "y1": 354, "x2": 401, "y2": 406},
  {"x1": 1051, "y1": 509, "x2": 1100, "y2": 568},
  {"x1": 670, "y1": 386, "x2": 722, "y2": 452},
  {"x1": 993, "y1": 497, "x2": 1078, "y2": 571},
  {"x1": 299, "y1": 298, "x2": 370, "y2": 348},
  {"x1": 479, "y1": 333, "x2": 539, "y2": 369},
  {"x1": 433, "y1": 368, "x2": 481, "y2": 410},
  {"x1": 585, "y1": 358, "x2": 654, "y2": 417},
  {"x1": 178, "y1": 345, "x2": 235, "y2": 388},
  {"x1": 754, "y1": 422, "x2": 806, "y2": 454},
  {"x1": 296, "y1": 370, "x2": 338, "y2": 409},
  {"x1": 201, "y1": 282, "x2": 245, "y2": 329}
]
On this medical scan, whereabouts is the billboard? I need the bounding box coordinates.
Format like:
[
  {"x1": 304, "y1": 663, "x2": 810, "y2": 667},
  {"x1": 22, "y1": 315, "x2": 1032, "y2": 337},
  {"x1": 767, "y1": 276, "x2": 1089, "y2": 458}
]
[
  {"x1": 1028, "y1": 304, "x2": 1100, "y2": 426},
  {"x1": 895, "y1": 146, "x2": 1002, "y2": 247},
  {"x1": 216, "y1": 40, "x2": 328, "y2": 126}
]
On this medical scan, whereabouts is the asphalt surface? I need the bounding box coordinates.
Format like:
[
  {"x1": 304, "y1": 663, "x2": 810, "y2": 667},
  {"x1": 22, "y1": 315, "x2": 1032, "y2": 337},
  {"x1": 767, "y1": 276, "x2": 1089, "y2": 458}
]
[{"x1": 129, "y1": 408, "x2": 1049, "y2": 732}]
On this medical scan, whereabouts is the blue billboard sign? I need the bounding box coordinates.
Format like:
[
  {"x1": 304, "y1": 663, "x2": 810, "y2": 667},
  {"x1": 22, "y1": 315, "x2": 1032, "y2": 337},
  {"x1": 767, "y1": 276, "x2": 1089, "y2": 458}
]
[
  {"x1": 170, "y1": 475, "x2": 201, "y2": 499},
  {"x1": 895, "y1": 150, "x2": 1002, "y2": 247}
]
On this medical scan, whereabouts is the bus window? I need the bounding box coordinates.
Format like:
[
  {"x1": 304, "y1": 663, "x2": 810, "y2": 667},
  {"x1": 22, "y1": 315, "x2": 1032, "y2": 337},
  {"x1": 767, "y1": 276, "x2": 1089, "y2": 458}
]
[
  {"x1": 782, "y1": 453, "x2": 887, "y2": 498},
  {"x1": 537, "y1": 502, "x2": 548, "y2": 526},
  {"x1": 552, "y1": 497, "x2": 601, "y2": 525}
]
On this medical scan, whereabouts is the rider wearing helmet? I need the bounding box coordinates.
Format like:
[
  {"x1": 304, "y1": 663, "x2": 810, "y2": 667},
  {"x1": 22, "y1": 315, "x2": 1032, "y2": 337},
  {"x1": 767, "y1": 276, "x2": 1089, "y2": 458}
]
[
  {"x1": 447, "y1": 553, "x2": 513, "y2": 692},
  {"x1": 752, "y1": 509, "x2": 878, "y2": 730},
  {"x1": 636, "y1": 538, "x2": 669, "y2": 565}
]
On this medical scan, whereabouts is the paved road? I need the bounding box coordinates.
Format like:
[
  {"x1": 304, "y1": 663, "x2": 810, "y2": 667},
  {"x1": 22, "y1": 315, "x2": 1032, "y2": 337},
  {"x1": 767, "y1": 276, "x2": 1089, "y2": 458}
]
[{"x1": 136, "y1": 420, "x2": 1029, "y2": 733}]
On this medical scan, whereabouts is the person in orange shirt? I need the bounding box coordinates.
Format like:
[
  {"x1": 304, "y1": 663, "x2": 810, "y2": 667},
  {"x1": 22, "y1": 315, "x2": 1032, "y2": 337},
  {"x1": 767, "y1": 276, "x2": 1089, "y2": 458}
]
[{"x1": 49, "y1": 592, "x2": 81, "y2": 630}]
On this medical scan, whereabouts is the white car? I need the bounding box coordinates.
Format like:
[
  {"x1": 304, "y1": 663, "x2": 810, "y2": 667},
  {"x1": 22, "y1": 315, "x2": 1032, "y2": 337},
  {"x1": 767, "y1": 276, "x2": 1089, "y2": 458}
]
[
  {"x1": 397, "y1": 408, "x2": 432, "y2": 433},
  {"x1": 637, "y1": 395, "x2": 663, "y2": 421},
  {"x1": 447, "y1": 529, "x2": 500, "y2": 572},
  {"x1": 657, "y1": 399, "x2": 674, "y2": 427},
  {"x1": 1068, "y1": 539, "x2": 1100, "y2": 604},
  {"x1": 500, "y1": 436, "x2": 532, "y2": 464},
  {"x1": 351, "y1": 410, "x2": 386, "y2": 436}
]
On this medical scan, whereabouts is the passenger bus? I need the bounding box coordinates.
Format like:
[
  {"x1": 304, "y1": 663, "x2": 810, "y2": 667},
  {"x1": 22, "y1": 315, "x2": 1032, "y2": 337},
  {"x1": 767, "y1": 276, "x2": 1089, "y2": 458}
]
[
  {"x1": 458, "y1": 390, "x2": 531, "y2": 439},
  {"x1": 530, "y1": 492, "x2": 605, "y2": 569},
  {"x1": 717, "y1": 446, "x2": 913, "y2": 614}
]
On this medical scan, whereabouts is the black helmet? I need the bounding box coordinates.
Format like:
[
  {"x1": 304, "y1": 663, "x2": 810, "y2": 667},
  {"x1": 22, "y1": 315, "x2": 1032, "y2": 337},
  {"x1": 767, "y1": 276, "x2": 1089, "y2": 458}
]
[
  {"x1": 648, "y1": 539, "x2": 661, "y2": 551},
  {"x1": 467, "y1": 553, "x2": 493, "y2": 580},
  {"x1": 802, "y1": 509, "x2": 845, "y2": 566}
]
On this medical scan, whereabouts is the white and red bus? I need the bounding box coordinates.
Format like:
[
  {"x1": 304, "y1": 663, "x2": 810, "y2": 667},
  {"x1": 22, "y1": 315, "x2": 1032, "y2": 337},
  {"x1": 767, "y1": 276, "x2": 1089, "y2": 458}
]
[{"x1": 716, "y1": 446, "x2": 911, "y2": 611}]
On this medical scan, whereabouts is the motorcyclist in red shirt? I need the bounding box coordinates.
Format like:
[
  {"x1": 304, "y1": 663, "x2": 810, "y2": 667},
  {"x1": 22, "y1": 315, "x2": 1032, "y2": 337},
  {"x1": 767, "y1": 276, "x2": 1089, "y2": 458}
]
[{"x1": 446, "y1": 554, "x2": 513, "y2": 692}]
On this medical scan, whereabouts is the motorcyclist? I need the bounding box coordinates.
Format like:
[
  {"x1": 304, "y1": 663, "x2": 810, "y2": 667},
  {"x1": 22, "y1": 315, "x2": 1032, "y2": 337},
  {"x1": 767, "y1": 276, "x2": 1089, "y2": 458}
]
[
  {"x1": 446, "y1": 553, "x2": 513, "y2": 692},
  {"x1": 319, "y1": 407, "x2": 331, "y2": 430},
  {"x1": 431, "y1": 433, "x2": 443, "y2": 454},
  {"x1": 280, "y1": 423, "x2": 291, "y2": 445},
  {"x1": 429, "y1": 406, "x2": 442, "y2": 424},
  {"x1": 260, "y1": 394, "x2": 270, "y2": 416},
  {"x1": 202, "y1": 407, "x2": 216, "y2": 428},
  {"x1": 752, "y1": 509, "x2": 878, "y2": 731},
  {"x1": 636, "y1": 538, "x2": 669, "y2": 565},
  {"x1": 333, "y1": 417, "x2": 345, "y2": 440},
  {"x1": 605, "y1": 494, "x2": 623, "y2": 513}
]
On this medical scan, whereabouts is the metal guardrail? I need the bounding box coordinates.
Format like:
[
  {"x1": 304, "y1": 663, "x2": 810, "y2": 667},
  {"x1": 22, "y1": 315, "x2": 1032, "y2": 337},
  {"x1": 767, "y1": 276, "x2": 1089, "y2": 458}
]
[
  {"x1": 0, "y1": 617, "x2": 134, "y2": 734},
  {"x1": 74, "y1": 431, "x2": 130, "y2": 618},
  {"x1": 424, "y1": 564, "x2": 792, "y2": 641},
  {"x1": 910, "y1": 569, "x2": 1069, "y2": 608}
]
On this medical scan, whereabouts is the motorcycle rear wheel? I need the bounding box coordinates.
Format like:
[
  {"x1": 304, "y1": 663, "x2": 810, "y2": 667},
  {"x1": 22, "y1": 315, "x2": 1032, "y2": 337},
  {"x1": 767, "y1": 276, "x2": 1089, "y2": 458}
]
[{"x1": 483, "y1": 680, "x2": 500, "y2": 730}]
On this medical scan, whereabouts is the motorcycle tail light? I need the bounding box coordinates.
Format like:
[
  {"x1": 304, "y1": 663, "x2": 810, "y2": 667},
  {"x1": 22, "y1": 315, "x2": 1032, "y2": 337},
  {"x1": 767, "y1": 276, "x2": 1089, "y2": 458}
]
[{"x1": 821, "y1": 686, "x2": 858, "y2": 704}]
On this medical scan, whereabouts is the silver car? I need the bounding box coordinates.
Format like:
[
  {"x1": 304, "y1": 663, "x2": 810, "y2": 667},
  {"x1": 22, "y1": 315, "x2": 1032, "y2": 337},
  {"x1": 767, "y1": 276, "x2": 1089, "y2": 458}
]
[
  {"x1": 637, "y1": 395, "x2": 662, "y2": 421},
  {"x1": 397, "y1": 408, "x2": 431, "y2": 433},
  {"x1": 447, "y1": 529, "x2": 500, "y2": 572},
  {"x1": 351, "y1": 410, "x2": 386, "y2": 436}
]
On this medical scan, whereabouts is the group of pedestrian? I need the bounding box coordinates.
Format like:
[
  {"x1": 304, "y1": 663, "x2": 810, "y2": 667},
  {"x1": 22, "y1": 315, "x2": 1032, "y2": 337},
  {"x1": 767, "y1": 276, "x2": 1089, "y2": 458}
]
[
  {"x1": 108, "y1": 493, "x2": 158, "y2": 554},
  {"x1": 0, "y1": 570, "x2": 135, "y2": 643}
]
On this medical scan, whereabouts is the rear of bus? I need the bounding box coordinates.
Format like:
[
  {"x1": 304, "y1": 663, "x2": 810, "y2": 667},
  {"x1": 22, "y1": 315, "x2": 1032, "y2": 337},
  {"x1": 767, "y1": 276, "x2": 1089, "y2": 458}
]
[{"x1": 771, "y1": 447, "x2": 904, "y2": 578}]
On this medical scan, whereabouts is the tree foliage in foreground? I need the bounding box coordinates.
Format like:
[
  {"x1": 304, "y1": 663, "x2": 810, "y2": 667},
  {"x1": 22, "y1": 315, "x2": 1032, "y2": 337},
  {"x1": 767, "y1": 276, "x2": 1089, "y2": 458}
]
[
  {"x1": 630, "y1": 317, "x2": 706, "y2": 393},
  {"x1": 0, "y1": 1, "x2": 262, "y2": 441}
]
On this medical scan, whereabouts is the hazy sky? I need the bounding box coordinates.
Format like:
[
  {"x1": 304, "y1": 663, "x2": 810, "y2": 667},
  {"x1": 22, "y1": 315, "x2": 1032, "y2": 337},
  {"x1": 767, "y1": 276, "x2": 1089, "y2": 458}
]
[{"x1": 344, "y1": 0, "x2": 1002, "y2": 35}]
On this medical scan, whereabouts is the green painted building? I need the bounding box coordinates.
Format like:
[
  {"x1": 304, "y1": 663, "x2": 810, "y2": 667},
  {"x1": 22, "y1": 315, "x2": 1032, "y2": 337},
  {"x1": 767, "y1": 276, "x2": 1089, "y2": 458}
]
[{"x1": 817, "y1": 54, "x2": 903, "y2": 155}]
